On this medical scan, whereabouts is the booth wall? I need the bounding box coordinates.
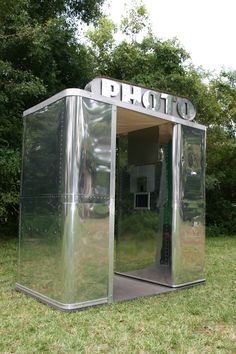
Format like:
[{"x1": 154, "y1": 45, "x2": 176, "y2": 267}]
[
  {"x1": 172, "y1": 125, "x2": 205, "y2": 286},
  {"x1": 17, "y1": 96, "x2": 113, "y2": 307}
]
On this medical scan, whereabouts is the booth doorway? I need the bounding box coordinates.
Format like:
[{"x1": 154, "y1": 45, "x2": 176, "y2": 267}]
[{"x1": 113, "y1": 107, "x2": 175, "y2": 301}]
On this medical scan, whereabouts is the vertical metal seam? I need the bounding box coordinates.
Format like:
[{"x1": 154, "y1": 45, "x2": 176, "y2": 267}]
[
  {"x1": 203, "y1": 129, "x2": 207, "y2": 274},
  {"x1": 62, "y1": 95, "x2": 78, "y2": 302},
  {"x1": 108, "y1": 105, "x2": 117, "y2": 302},
  {"x1": 171, "y1": 124, "x2": 181, "y2": 284}
]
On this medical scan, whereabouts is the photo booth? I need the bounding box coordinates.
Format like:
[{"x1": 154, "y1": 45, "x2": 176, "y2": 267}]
[{"x1": 16, "y1": 78, "x2": 206, "y2": 310}]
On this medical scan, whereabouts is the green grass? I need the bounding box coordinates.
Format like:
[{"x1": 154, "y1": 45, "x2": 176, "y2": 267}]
[{"x1": 0, "y1": 236, "x2": 236, "y2": 353}]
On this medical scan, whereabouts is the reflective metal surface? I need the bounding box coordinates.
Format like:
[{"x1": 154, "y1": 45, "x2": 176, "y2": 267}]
[
  {"x1": 108, "y1": 106, "x2": 117, "y2": 302},
  {"x1": 142, "y1": 90, "x2": 161, "y2": 111},
  {"x1": 22, "y1": 99, "x2": 65, "y2": 197},
  {"x1": 172, "y1": 125, "x2": 205, "y2": 286},
  {"x1": 17, "y1": 96, "x2": 113, "y2": 308}
]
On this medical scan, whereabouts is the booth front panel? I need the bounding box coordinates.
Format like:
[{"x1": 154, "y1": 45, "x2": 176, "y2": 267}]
[
  {"x1": 17, "y1": 95, "x2": 113, "y2": 308},
  {"x1": 172, "y1": 125, "x2": 205, "y2": 286}
]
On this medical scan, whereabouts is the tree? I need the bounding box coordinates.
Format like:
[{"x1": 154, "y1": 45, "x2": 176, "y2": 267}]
[
  {"x1": 86, "y1": 16, "x2": 116, "y2": 74},
  {"x1": 0, "y1": 0, "x2": 104, "y2": 226},
  {"x1": 1, "y1": 0, "x2": 235, "y2": 235},
  {"x1": 120, "y1": 1, "x2": 151, "y2": 41},
  {"x1": 87, "y1": 4, "x2": 236, "y2": 235},
  {"x1": 204, "y1": 71, "x2": 236, "y2": 234}
]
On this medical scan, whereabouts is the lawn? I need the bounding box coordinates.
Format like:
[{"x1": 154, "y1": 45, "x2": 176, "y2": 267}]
[{"x1": 0, "y1": 235, "x2": 235, "y2": 353}]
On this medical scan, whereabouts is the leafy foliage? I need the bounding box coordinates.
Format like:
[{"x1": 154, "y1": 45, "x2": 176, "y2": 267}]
[
  {"x1": 0, "y1": 59, "x2": 45, "y2": 223},
  {"x1": 87, "y1": 6, "x2": 236, "y2": 235},
  {"x1": 0, "y1": 0, "x2": 104, "y2": 225},
  {"x1": 120, "y1": 1, "x2": 150, "y2": 40},
  {"x1": 0, "y1": 147, "x2": 20, "y2": 223}
]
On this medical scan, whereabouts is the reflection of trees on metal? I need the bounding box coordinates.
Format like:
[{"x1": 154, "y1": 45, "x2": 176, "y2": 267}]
[
  {"x1": 159, "y1": 143, "x2": 172, "y2": 266},
  {"x1": 180, "y1": 126, "x2": 205, "y2": 223},
  {"x1": 22, "y1": 100, "x2": 65, "y2": 197},
  {"x1": 79, "y1": 98, "x2": 112, "y2": 220}
]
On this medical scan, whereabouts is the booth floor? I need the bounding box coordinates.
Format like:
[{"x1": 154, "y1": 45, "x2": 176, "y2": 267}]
[
  {"x1": 119, "y1": 264, "x2": 172, "y2": 285},
  {"x1": 113, "y1": 274, "x2": 175, "y2": 302}
]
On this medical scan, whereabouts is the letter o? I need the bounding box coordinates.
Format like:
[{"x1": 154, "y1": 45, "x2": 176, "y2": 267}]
[
  {"x1": 142, "y1": 91, "x2": 161, "y2": 111},
  {"x1": 177, "y1": 99, "x2": 196, "y2": 120}
]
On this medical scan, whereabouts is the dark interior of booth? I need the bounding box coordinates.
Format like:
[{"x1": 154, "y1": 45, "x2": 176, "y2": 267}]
[{"x1": 113, "y1": 107, "x2": 175, "y2": 301}]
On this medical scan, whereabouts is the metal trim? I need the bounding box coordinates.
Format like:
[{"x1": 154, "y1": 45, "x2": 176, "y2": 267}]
[
  {"x1": 16, "y1": 283, "x2": 108, "y2": 311},
  {"x1": 108, "y1": 105, "x2": 117, "y2": 303},
  {"x1": 171, "y1": 124, "x2": 181, "y2": 284},
  {"x1": 23, "y1": 88, "x2": 206, "y2": 131},
  {"x1": 17, "y1": 118, "x2": 28, "y2": 282},
  {"x1": 203, "y1": 129, "x2": 207, "y2": 277},
  {"x1": 115, "y1": 272, "x2": 174, "y2": 288},
  {"x1": 169, "y1": 279, "x2": 206, "y2": 288},
  {"x1": 171, "y1": 124, "x2": 206, "y2": 285},
  {"x1": 115, "y1": 272, "x2": 205, "y2": 288}
]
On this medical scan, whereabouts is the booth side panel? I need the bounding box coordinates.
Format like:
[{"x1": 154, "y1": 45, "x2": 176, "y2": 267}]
[
  {"x1": 172, "y1": 125, "x2": 205, "y2": 286},
  {"x1": 17, "y1": 99, "x2": 66, "y2": 302},
  {"x1": 60, "y1": 199, "x2": 110, "y2": 305},
  {"x1": 60, "y1": 97, "x2": 112, "y2": 305},
  {"x1": 17, "y1": 96, "x2": 113, "y2": 308}
]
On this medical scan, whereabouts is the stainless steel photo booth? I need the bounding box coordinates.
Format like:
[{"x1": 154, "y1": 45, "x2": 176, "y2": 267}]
[{"x1": 16, "y1": 78, "x2": 206, "y2": 311}]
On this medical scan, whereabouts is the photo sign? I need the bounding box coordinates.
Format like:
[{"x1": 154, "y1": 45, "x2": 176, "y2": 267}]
[{"x1": 85, "y1": 77, "x2": 196, "y2": 121}]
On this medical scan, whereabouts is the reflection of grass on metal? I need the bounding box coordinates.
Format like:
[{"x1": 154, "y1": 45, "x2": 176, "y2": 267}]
[
  {"x1": 115, "y1": 233, "x2": 158, "y2": 272},
  {"x1": 173, "y1": 222, "x2": 205, "y2": 284},
  {"x1": 70, "y1": 217, "x2": 109, "y2": 302},
  {"x1": 19, "y1": 216, "x2": 110, "y2": 303},
  {"x1": 115, "y1": 210, "x2": 160, "y2": 272}
]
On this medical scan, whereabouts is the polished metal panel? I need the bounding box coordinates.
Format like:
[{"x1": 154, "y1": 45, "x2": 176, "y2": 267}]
[
  {"x1": 18, "y1": 197, "x2": 64, "y2": 301},
  {"x1": 108, "y1": 106, "x2": 117, "y2": 303},
  {"x1": 15, "y1": 283, "x2": 108, "y2": 311},
  {"x1": 21, "y1": 99, "x2": 65, "y2": 197},
  {"x1": 172, "y1": 124, "x2": 205, "y2": 286},
  {"x1": 18, "y1": 95, "x2": 113, "y2": 308},
  {"x1": 61, "y1": 97, "x2": 112, "y2": 198},
  {"x1": 61, "y1": 201, "x2": 110, "y2": 304}
]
